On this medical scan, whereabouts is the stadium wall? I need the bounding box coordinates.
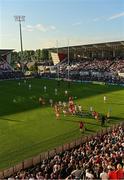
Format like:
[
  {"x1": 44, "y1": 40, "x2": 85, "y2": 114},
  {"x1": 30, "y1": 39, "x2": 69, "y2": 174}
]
[{"x1": 0, "y1": 122, "x2": 124, "y2": 179}]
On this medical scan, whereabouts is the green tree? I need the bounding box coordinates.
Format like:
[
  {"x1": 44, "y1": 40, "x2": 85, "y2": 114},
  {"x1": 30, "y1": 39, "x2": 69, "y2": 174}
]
[
  {"x1": 41, "y1": 49, "x2": 49, "y2": 61},
  {"x1": 11, "y1": 51, "x2": 20, "y2": 67},
  {"x1": 35, "y1": 49, "x2": 42, "y2": 61}
]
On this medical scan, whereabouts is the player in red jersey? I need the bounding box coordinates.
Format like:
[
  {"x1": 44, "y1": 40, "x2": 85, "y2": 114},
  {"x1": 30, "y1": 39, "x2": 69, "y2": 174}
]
[
  {"x1": 68, "y1": 96, "x2": 75, "y2": 115},
  {"x1": 79, "y1": 121, "x2": 84, "y2": 133}
]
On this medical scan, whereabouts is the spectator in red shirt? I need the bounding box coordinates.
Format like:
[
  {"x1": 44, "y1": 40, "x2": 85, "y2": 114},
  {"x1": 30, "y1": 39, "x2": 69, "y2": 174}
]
[
  {"x1": 116, "y1": 164, "x2": 124, "y2": 180},
  {"x1": 108, "y1": 166, "x2": 117, "y2": 180}
]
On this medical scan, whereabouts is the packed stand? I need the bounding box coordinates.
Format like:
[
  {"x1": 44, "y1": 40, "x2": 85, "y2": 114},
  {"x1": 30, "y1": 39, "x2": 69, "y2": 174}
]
[
  {"x1": 0, "y1": 71, "x2": 24, "y2": 80},
  {"x1": 53, "y1": 58, "x2": 124, "y2": 83},
  {"x1": 109, "y1": 59, "x2": 124, "y2": 74},
  {"x1": 0, "y1": 61, "x2": 24, "y2": 80},
  {"x1": 9, "y1": 124, "x2": 124, "y2": 180},
  {"x1": 81, "y1": 59, "x2": 112, "y2": 72},
  {"x1": 58, "y1": 58, "x2": 124, "y2": 72}
]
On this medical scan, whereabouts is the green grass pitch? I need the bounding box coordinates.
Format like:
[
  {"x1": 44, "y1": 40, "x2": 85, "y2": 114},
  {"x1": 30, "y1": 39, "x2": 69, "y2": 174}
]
[{"x1": 0, "y1": 78, "x2": 124, "y2": 170}]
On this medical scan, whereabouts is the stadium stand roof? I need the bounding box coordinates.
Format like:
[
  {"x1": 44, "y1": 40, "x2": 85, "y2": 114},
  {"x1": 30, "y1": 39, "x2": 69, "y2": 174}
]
[
  {"x1": 0, "y1": 49, "x2": 14, "y2": 57},
  {"x1": 47, "y1": 40, "x2": 124, "y2": 54}
]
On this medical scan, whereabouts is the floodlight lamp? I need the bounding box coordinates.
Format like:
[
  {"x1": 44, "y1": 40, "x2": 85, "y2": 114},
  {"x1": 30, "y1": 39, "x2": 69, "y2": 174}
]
[{"x1": 14, "y1": 15, "x2": 25, "y2": 22}]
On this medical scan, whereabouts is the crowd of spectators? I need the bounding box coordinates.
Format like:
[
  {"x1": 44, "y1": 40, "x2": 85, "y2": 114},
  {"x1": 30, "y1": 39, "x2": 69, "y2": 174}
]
[
  {"x1": 1, "y1": 58, "x2": 124, "y2": 83},
  {"x1": 0, "y1": 70, "x2": 24, "y2": 79},
  {"x1": 0, "y1": 61, "x2": 24, "y2": 80},
  {"x1": 110, "y1": 60, "x2": 124, "y2": 74},
  {"x1": 8, "y1": 124, "x2": 124, "y2": 180},
  {"x1": 0, "y1": 61, "x2": 12, "y2": 71},
  {"x1": 0, "y1": 58, "x2": 124, "y2": 82},
  {"x1": 39, "y1": 58, "x2": 124, "y2": 84},
  {"x1": 79, "y1": 59, "x2": 112, "y2": 72},
  {"x1": 59, "y1": 58, "x2": 124, "y2": 74}
]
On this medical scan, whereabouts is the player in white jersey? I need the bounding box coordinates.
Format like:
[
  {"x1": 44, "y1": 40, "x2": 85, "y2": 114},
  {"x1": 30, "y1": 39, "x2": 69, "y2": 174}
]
[
  {"x1": 49, "y1": 99, "x2": 53, "y2": 107},
  {"x1": 44, "y1": 86, "x2": 47, "y2": 93},
  {"x1": 89, "y1": 106, "x2": 93, "y2": 112},
  {"x1": 64, "y1": 90, "x2": 68, "y2": 96},
  {"x1": 55, "y1": 88, "x2": 58, "y2": 95},
  {"x1": 13, "y1": 98, "x2": 16, "y2": 103},
  {"x1": 29, "y1": 84, "x2": 31, "y2": 90},
  {"x1": 104, "y1": 96, "x2": 107, "y2": 103},
  {"x1": 78, "y1": 105, "x2": 82, "y2": 113}
]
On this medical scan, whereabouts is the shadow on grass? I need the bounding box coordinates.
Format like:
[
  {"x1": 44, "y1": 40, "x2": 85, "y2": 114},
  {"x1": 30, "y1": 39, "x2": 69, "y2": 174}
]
[
  {"x1": 62, "y1": 117, "x2": 102, "y2": 127},
  {"x1": 0, "y1": 117, "x2": 23, "y2": 122},
  {"x1": 85, "y1": 121, "x2": 101, "y2": 127},
  {"x1": 110, "y1": 116, "x2": 124, "y2": 121},
  {"x1": 85, "y1": 128, "x2": 96, "y2": 132}
]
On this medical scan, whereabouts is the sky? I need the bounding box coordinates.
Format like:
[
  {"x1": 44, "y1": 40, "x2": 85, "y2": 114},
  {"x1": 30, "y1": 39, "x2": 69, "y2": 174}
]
[{"x1": 0, "y1": 0, "x2": 124, "y2": 51}]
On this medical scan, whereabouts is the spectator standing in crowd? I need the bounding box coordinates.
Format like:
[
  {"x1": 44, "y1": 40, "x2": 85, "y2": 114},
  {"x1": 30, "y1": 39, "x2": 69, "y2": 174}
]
[
  {"x1": 100, "y1": 168, "x2": 109, "y2": 180},
  {"x1": 71, "y1": 165, "x2": 82, "y2": 179},
  {"x1": 85, "y1": 169, "x2": 94, "y2": 179},
  {"x1": 116, "y1": 163, "x2": 124, "y2": 180}
]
